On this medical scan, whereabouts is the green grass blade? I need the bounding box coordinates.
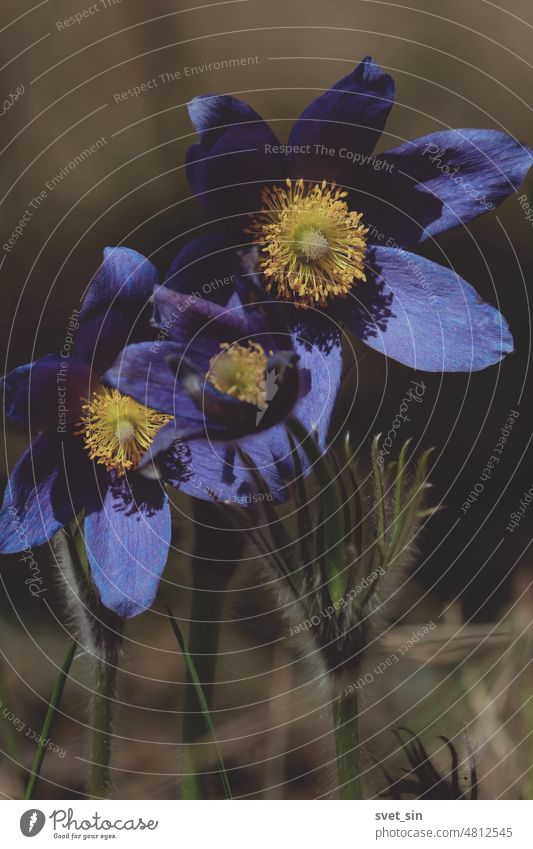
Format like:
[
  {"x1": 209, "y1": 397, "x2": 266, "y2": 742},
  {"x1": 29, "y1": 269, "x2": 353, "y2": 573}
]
[
  {"x1": 0, "y1": 652, "x2": 24, "y2": 794},
  {"x1": 371, "y1": 435, "x2": 386, "y2": 541},
  {"x1": 344, "y1": 436, "x2": 364, "y2": 561},
  {"x1": 387, "y1": 448, "x2": 435, "y2": 564},
  {"x1": 25, "y1": 639, "x2": 77, "y2": 800},
  {"x1": 329, "y1": 450, "x2": 352, "y2": 546},
  {"x1": 167, "y1": 607, "x2": 232, "y2": 800}
]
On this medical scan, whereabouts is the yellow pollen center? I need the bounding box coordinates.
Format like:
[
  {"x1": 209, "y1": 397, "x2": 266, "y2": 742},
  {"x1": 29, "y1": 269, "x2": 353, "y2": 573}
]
[
  {"x1": 75, "y1": 387, "x2": 173, "y2": 475},
  {"x1": 207, "y1": 341, "x2": 269, "y2": 406},
  {"x1": 248, "y1": 178, "x2": 368, "y2": 307}
]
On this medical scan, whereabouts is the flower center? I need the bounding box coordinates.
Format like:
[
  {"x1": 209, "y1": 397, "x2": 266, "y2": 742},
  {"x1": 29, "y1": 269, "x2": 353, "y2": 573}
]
[
  {"x1": 295, "y1": 226, "x2": 329, "y2": 261},
  {"x1": 207, "y1": 341, "x2": 269, "y2": 406},
  {"x1": 76, "y1": 387, "x2": 173, "y2": 475},
  {"x1": 248, "y1": 178, "x2": 368, "y2": 307}
]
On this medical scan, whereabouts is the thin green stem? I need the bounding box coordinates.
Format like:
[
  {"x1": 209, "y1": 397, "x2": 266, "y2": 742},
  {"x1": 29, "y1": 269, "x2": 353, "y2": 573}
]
[
  {"x1": 168, "y1": 608, "x2": 232, "y2": 799},
  {"x1": 25, "y1": 640, "x2": 77, "y2": 800},
  {"x1": 0, "y1": 653, "x2": 22, "y2": 782},
  {"x1": 181, "y1": 576, "x2": 227, "y2": 800},
  {"x1": 182, "y1": 571, "x2": 229, "y2": 744},
  {"x1": 333, "y1": 689, "x2": 362, "y2": 799},
  {"x1": 181, "y1": 500, "x2": 242, "y2": 799}
]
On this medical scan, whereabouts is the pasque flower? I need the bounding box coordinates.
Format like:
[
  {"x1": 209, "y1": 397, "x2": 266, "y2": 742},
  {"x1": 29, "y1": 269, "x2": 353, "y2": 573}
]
[
  {"x1": 0, "y1": 248, "x2": 173, "y2": 617},
  {"x1": 185, "y1": 56, "x2": 532, "y2": 371},
  {"x1": 103, "y1": 262, "x2": 341, "y2": 505},
  {"x1": 0, "y1": 249, "x2": 330, "y2": 615}
]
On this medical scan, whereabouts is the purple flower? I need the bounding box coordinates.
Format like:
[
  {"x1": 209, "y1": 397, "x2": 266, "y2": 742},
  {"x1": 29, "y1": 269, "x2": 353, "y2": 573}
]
[
  {"x1": 185, "y1": 56, "x2": 532, "y2": 371},
  {"x1": 104, "y1": 266, "x2": 341, "y2": 507},
  {"x1": 1, "y1": 249, "x2": 331, "y2": 616},
  {"x1": 0, "y1": 248, "x2": 172, "y2": 617}
]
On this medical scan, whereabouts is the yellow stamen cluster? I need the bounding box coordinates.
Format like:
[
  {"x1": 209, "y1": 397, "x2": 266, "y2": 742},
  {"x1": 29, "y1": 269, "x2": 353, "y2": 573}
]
[
  {"x1": 207, "y1": 341, "x2": 269, "y2": 406},
  {"x1": 76, "y1": 387, "x2": 173, "y2": 475},
  {"x1": 248, "y1": 178, "x2": 368, "y2": 307}
]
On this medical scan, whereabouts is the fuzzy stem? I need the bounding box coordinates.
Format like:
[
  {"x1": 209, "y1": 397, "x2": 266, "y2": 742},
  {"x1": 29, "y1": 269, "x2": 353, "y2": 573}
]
[
  {"x1": 181, "y1": 501, "x2": 242, "y2": 799},
  {"x1": 89, "y1": 634, "x2": 121, "y2": 799},
  {"x1": 54, "y1": 528, "x2": 123, "y2": 799},
  {"x1": 333, "y1": 689, "x2": 362, "y2": 799}
]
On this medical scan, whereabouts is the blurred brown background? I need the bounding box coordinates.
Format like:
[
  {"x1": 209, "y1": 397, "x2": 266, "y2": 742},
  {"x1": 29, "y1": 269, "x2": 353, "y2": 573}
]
[{"x1": 1, "y1": 0, "x2": 533, "y2": 799}]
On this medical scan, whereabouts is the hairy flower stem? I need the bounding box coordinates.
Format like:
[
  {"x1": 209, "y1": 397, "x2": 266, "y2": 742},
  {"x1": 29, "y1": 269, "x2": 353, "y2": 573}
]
[
  {"x1": 54, "y1": 528, "x2": 123, "y2": 799},
  {"x1": 181, "y1": 501, "x2": 243, "y2": 799},
  {"x1": 89, "y1": 630, "x2": 122, "y2": 799},
  {"x1": 333, "y1": 690, "x2": 362, "y2": 799}
]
